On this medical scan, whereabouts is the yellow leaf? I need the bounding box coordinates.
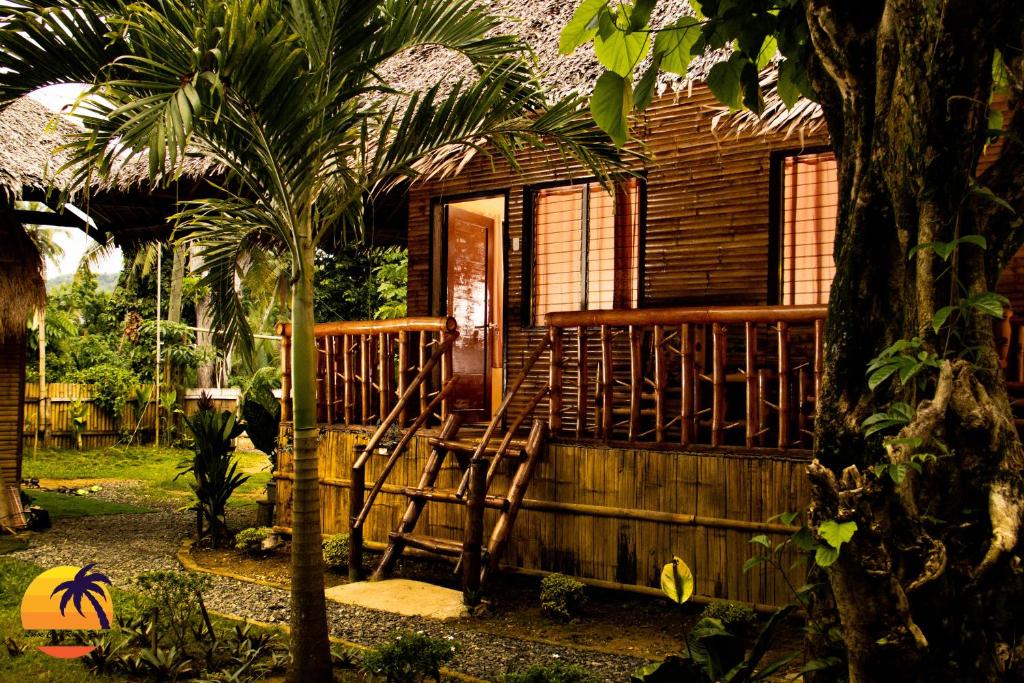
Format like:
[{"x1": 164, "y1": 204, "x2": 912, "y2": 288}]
[{"x1": 659, "y1": 556, "x2": 694, "y2": 604}]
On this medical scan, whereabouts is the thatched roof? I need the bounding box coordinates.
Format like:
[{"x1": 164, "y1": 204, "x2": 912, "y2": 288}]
[
  {"x1": 0, "y1": 212, "x2": 44, "y2": 341},
  {"x1": 0, "y1": 97, "x2": 80, "y2": 203}
]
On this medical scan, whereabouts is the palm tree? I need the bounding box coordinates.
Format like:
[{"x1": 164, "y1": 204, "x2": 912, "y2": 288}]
[
  {"x1": 0, "y1": 1, "x2": 625, "y2": 678},
  {"x1": 50, "y1": 564, "x2": 112, "y2": 630}
]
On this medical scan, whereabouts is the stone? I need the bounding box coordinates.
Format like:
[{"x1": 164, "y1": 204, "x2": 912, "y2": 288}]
[{"x1": 324, "y1": 579, "x2": 469, "y2": 620}]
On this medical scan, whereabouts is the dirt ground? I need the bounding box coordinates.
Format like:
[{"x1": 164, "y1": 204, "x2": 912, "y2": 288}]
[{"x1": 192, "y1": 544, "x2": 805, "y2": 664}]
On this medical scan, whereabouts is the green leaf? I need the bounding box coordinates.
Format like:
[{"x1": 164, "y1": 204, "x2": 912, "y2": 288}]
[
  {"x1": 969, "y1": 291, "x2": 1008, "y2": 319},
  {"x1": 867, "y1": 363, "x2": 899, "y2": 391},
  {"x1": 756, "y1": 35, "x2": 777, "y2": 71},
  {"x1": 790, "y1": 526, "x2": 816, "y2": 551},
  {"x1": 959, "y1": 234, "x2": 988, "y2": 250},
  {"x1": 559, "y1": 0, "x2": 610, "y2": 54},
  {"x1": 932, "y1": 306, "x2": 955, "y2": 334},
  {"x1": 659, "y1": 556, "x2": 695, "y2": 604},
  {"x1": 653, "y1": 16, "x2": 701, "y2": 76},
  {"x1": 743, "y1": 555, "x2": 768, "y2": 573},
  {"x1": 634, "y1": 55, "x2": 661, "y2": 111},
  {"x1": 768, "y1": 510, "x2": 800, "y2": 526},
  {"x1": 970, "y1": 182, "x2": 1017, "y2": 215},
  {"x1": 590, "y1": 70, "x2": 633, "y2": 146},
  {"x1": 818, "y1": 519, "x2": 857, "y2": 550},
  {"x1": 707, "y1": 54, "x2": 744, "y2": 109},
  {"x1": 814, "y1": 545, "x2": 840, "y2": 568},
  {"x1": 749, "y1": 534, "x2": 771, "y2": 548},
  {"x1": 594, "y1": 11, "x2": 652, "y2": 77},
  {"x1": 777, "y1": 58, "x2": 810, "y2": 108},
  {"x1": 629, "y1": 0, "x2": 657, "y2": 31}
]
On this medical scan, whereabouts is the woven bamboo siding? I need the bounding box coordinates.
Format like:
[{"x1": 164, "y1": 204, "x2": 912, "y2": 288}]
[
  {"x1": 405, "y1": 85, "x2": 833, "y2": 421},
  {"x1": 22, "y1": 383, "x2": 238, "y2": 449},
  {"x1": 0, "y1": 336, "x2": 25, "y2": 484},
  {"x1": 275, "y1": 426, "x2": 811, "y2": 607}
]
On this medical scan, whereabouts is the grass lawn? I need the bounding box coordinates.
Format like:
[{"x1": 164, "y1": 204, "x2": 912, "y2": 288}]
[
  {"x1": 24, "y1": 490, "x2": 151, "y2": 518},
  {"x1": 21, "y1": 445, "x2": 273, "y2": 509}
]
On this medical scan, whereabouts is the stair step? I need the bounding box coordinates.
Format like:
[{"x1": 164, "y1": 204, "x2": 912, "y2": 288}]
[
  {"x1": 389, "y1": 532, "x2": 463, "y2": 557},
  {"x1": 403, "y1": 487, "x2": 508, "y2": 510},
  {"x1": 428, "y1": 437, "x2": 527, "y2": 459}
]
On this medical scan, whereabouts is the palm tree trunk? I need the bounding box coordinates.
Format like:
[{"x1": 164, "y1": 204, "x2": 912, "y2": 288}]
[
  {"x1": 37, "y1": 305, "x2": 48, "y2": 448},
  {"x1": 191, "y1": 245, "x2": 216, "y2": 387},
  {"x1": 287, "y1": 231, "x2": 331, "y2": 683}
]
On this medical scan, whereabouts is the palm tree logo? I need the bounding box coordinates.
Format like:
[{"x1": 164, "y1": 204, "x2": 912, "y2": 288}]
[{"x1": 50, "y1": 564, "x2": 112, "y2": 629}]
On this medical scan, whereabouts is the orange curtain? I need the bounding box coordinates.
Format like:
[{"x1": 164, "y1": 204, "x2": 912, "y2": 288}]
[{"x1": 782, "y1": 153, "x2": 838, "y2": 305}]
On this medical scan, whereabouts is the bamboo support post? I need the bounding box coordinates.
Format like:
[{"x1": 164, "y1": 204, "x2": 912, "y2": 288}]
[
  {"x1": 757, "y1": 369, "x2": 769, "y2": 446},
  {"x1": 711, "y1": 322, "x2": 726, "y2": 447},
  {"x1": 397, "y1": 331, "x2": 409, "y2": 426},
  {"x1": 419, "y1": 331, "x2": 430, "y2": 419},
  {"x1": 744, "y1": 322, "x2": 758, "y2": 448},
  {"x1": 483, "y1": 420, "x2": 547, "y2": 583},
  {"x1": 343, "y1": 334, "x2": 354, "y2": 425},
  {"x1": 548, "y1": 326, "x2": 564, "y2": 435},
  {"x1": 487, "y1": 384, "x2": 550, "y2": 488},
  {"x1": 680, "y1": 323, "x2": 694, "y2": 445},
  {"x1": 325, "y1": 336, "x2": 336, "y2": 425},
  {"x1": 797, "y1": 366, "x2": 808, "y2": 445},
  {"x1": 349, "y1": 449, "x2": 365, "y2": 582},
  {"x1": 360, "y1": 334, "x2": 371, "y2": 424},
  {"x1": 600, "y1": 325, "x2": 613, "y2": 438},
  {"x1": 279, "y1": 325, "x2": 292, "y2": 421},
  {"x1": 441, "y1": 336, "x2": 453, "y2": 422},
  {"x1": 777, "y1": 321, "x2": 791, "y2": 450},
  {"x1": 576, "y1": 327, "x2": 589, "y2": 438},
  {"x1": 628, "y1": 325, "x2": 642, "y2": 441},
  {"x1": 378, "y1": 333, "x2": 391, "y2": 423},
  {"x1": 462, "y1": 456, "x2": 487, "y2": 604},
  {"x1": 654, "y1": 325, "x2": 667, "y2": 443}
]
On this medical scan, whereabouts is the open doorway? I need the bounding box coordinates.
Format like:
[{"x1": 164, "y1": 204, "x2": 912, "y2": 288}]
[{"x1": 436, "y1": 194, "x2": 505, "y2": 422}]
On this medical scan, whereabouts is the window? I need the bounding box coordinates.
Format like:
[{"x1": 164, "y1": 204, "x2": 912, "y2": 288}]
[
  {"x1": 780, "y1": 151, "x2": 838, "y2": 306},
  {"x1": 531, "y1": 179, "x2": 640, "y2": 322}
]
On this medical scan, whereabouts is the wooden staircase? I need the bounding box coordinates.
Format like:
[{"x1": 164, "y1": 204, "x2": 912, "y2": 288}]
[{"x1": 373, "y1": 416, "x2": 548, "y2": 588}]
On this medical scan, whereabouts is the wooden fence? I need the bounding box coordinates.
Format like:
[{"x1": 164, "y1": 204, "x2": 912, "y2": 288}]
[
  {"x1": 22, "y1": 384, "x2": 240, "y2": 450},
  {"x1": 275, "y1": 426, "x2": 812, "y2": 609}
]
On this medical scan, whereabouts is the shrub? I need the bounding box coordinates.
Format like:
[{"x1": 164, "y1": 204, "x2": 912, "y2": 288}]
[
  {"x1": 540, "y1": 574, "x2": 586, "y2": 620},
  {"x1": 503, "y1": 662, "x2": 601, "y2": 683},
  {"x1": 235, "y1": 527, "x2": 273, "y2": 554},
  {"x1": 360, "y1": 631, "x2": 457, "y2": 682},
  {"x1": 73, "y1": 363, "x2": 139, "y2": 418},
  {"x1": 134, "y1": 570, "x2": 213, "y2": 653},
  {"x1": 699, "y1": 601, "x2": 758, "y2": 638},
  {"x1": 322, "y1": 533, "x2": 350, "y2": 570}
]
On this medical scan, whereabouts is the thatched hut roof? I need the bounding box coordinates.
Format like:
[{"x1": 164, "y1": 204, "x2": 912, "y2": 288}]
[{"x1": 0, "y1": 209, "x2": 44, "y2": 341}]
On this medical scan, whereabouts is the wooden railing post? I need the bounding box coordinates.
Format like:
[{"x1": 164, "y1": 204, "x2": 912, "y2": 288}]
[
  {"x1": 419, "y1": 331, "x2": 430, "y2": 419},
  {"x1": 548, "y1": 326, "x2": 563, "y2": 435},
  {"x1": 343, "y1": 334, "x2": 354, "y2": 426},
  {"x1": 628, "y1": 325, "x2": 642, "y2": 441},
  {"x1": 441, "y1": 333, "x2": 453, "y2": 423},
  {"x1": 462, "y1": 456, "x2": 487, "y2": 605},
  {"x1": 654, "y1": 324, "x2": 667, "y2": 443},
  {"x1": 325, "y1": 336, "x2": 336, "y2": 425},
  {"x1": 378, "y1": 333, "x2": 391, "y2": 423},
  {"x1": 744, "y1": 322, "x2": 758, "y2": 448},
  {"x1": 600, "y1": 325, "x2": 614, "y2": 438},
  {"x1": 349, "y1": 447, "x2": 366, "y2": 582},
  {"x1": 711, "y1": 322, "x2": 726, "y2": 447},
  {"x1": 360, "y1": 334, "x2": 371, "y2": 424},
  {"x1": 576, "y1": 327, "x2": 589, "y2": 438},
  {"x1": 777, "y1": 321, "x2": 791, "y2": 450},
  {"x1": 680, "y1": 323, "x2": 694, "y2": 445},
  {"x1": 277, "y1": 323, "x2": 292, "y2": 422},
  {"x1": 397, "y1": 331, "x2": 409, "y2": 427}
]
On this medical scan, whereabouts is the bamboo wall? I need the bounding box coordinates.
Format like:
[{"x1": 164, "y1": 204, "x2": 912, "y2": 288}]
[
  {"x1": 21, "y1": 384, "x2": 239, "y2": 450},
  {"x1": 275, "y1": 426, "x2": 811, "y2": 607},
  {"x1": 0, "y1": 335, "x2": 26, "y2": 485}
]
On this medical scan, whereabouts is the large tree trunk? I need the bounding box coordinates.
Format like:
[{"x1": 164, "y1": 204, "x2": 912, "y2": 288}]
[
  {"x1": 191, "y1": 245, "x2": 217, "y2": 388},
  {"x1": 804, "y1": 2, "x2": 1024, "y2": 680},
  {"x1": 286, "y1": 231, "x2": 332, "y2": 683}
]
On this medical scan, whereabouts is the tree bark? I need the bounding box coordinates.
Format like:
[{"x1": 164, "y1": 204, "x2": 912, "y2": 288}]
[
  {"x1": 191, "y1": 244, "x2": 217, "y2": 388},
  {"x1": 286, "y1": 230, "x2": 332, "y2": 683},
  {"x1": 803, "y1": 1, "x2": 1024, "y2": 680}
]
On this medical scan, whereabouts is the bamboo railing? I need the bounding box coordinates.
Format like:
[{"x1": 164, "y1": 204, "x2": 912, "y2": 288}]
[
  {"x1": 276, "y1": 317, "x2": 457, "y2": 427},
  {"x1": 543, "y1": 305, "x2": 828, "y2": 451}
]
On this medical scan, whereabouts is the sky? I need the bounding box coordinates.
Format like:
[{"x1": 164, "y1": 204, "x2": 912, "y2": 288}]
[{"x1": 29, "y1": 84, "x2": 124, "y2": 278}]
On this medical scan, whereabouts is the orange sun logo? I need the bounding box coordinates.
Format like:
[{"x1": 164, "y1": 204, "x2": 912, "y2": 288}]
[{"x1": 20, "y1": 564, "x2": 115, "y2": 659}]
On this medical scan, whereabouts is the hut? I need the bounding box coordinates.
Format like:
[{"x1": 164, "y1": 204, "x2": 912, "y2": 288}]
[{"x1": 272, "y1": 0, "x2": 1024, "y2": 608}]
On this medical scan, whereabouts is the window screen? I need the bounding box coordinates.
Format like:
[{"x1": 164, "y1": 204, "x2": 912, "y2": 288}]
[
  {"x1": 781, "y1": 152, "x2": 838, "y2": 306},
  {"x1": 533, "y1": 179, "x2": 639, "y2": 322}
]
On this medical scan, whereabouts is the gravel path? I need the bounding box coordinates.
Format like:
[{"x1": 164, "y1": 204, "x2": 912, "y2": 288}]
[{"x1": 12, "y1": 483, "x2": 649, "y2": 681}]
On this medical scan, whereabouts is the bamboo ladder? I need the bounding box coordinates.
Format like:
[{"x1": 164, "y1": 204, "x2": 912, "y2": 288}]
[{"x1": 366, "y1": 334, "x2": 554, "y2": 596}]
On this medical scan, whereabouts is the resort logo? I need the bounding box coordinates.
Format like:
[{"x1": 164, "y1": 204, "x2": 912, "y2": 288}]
[{"x1": 20, "y1": 564, "x2": 114, "y2": 659}]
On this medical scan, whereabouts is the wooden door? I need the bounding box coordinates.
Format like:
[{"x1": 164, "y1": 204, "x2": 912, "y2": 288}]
[{"x1": 446, "y1": 206, "x2": 492, "y2": 420}]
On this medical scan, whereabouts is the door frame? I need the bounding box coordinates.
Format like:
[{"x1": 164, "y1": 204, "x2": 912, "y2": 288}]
[{"x1": 429, "y1": 189, "x2": 511, "y2": 401}]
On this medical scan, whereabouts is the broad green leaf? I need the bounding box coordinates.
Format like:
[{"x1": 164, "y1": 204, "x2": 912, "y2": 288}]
[
  {"x1": 959, "y1": 234, "x2": 987, "y2": 250},
  {"x1": 790, "y1": 526, "x2": 816, "y2": 551},
  {"x1": 818, "y1": 519, "x2": 857, "y2": 550},
  {"x1": 634, "y1": 55, "x2": 661, "y2": 111},
  {"x1": 743, "y1": 555, "x2": 767, "y2": 573},
  {"x1": 590, "y1": 69, "x2": 633, "y2": 146},
  {"x1": 814, "y1": 545, "x2": 840, "y2": 568},
  {"x1": 659, "y1": 556, "x2": 695, "y2": 604},
  {"x1": 629, "y1": 0, "x2": 657, "y2": 31},
  {"x1": 971, "y1": 182, "x2": 1016, "y2": 215},
  {"x1": 707, "y1": 54, "x2": 744, "y2": 109},
  {"x1": 970, "y1": 292, "x2": 1008, "y2": 319},
  {"x1": 756, "y1": 35, "x2": 778, "y2": 71},
  {"x1": 595, "y1": 11, "x2": 652, "y2": 77},
  {"x1": 867, "y1": 364, "x2": 899, "y2": 391},
  {"x1": 888, "y1": 463, "x2": 908, "y2": 484},
  {"x1": 932, "y1": 306, "x2": 954, "y2": 334},
  {"x1": 559, "y1": 0, "x2": 610, "y2": 54},
  {"x1": 749, "y1": 534, "x2": 771, "y2": 548},
  {"x1": 768, "y1": 510, "x2": 800, "y2": 525},
  {"x1": 653, "y1": 16, "x2": 701, "y2": 76}
]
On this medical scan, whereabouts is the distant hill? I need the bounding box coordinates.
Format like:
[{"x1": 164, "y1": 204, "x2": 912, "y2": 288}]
[{"x1": 47, "y1": 272, "x2": 119, "y2": 293}]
